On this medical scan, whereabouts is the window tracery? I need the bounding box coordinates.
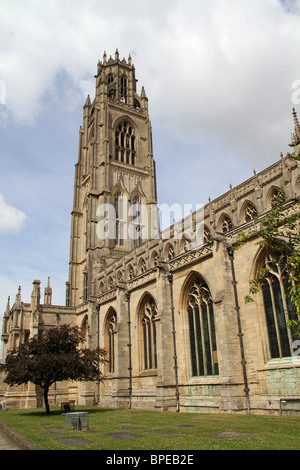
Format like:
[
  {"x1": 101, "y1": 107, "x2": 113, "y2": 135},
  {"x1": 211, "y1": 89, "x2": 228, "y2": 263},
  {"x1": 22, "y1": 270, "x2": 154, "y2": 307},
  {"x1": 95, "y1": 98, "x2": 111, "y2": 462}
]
[
  {"x1": 187, "y1": 277, "x2": 219, "y2": 377},
  {"x1": 107, "y1": 73, "x2": 116, "y2": 101},
  {"x1": 140, "y1": 259, "x2": 146, "y2": 274},
  {"x1": 261, "y1": 252, "x2": 298, "y2": 359},
  {"x1": 221, "y1": 215, "x2": 233, "y2": 233},
  {"x1": 120, "y1": 76, "x2": 127, "y2": 103},
  {"x1": 141, "y1": 296, "x2": 158, "y2": 370},
  {"x1": 203, "y1": 227, "x2": 211, "y2": 244},
  {"x1": 114, "y1": 191, "x2": 124, "y2": 247},
  {"x1": 107, "y1": 310, "x2": 117, "y2": 373},
  {"x1": 115, "y1": 121, "x2": 136, "y2": 165},
  {"x1": 132, "y1": 195, "x2": 142, "y2": 247},
  {"x1": 128, "y1": 265, "x2": 134, "y2": 280},
  {"x1": 244, "y1": 203, "x2": 257, "y2": 222},
  {"x1": 167, "y1": 244, "x2": 175, "y2": 260}
]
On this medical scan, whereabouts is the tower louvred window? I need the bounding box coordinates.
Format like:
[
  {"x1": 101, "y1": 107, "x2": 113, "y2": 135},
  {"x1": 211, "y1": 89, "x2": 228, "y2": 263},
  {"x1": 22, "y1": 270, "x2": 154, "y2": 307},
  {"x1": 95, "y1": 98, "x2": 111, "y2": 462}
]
[
  {"x1": 115, "y1": 121, "x2": 136, "y2": 165},
  {"x1": 120, "y1": 76, "x2": 127, "y2": 103}
]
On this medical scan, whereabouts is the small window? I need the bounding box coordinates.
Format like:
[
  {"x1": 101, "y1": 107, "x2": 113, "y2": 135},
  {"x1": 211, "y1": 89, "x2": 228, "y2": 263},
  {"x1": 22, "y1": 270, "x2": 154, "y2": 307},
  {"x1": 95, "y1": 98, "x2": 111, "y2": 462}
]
[
  {"x1": 114, "y1": 192, "x2": 124, "y2": 247},
  {"x1": 244, "y1": 203, "x2": 257, "y2": 222},
  {"x1": 120, "y1": 76, "x2": 127, "y2": 103},
  {"x1": 132, "y1": 195, "x2": 142, "y2": 247},
  {"x1": 221, "y1": 215, "x2": 233, "y2": 233},
  {"x1": 106, "y1": 310, "x2": 117, "y2": 373},
  {"x1": 167, "y1": 244, "x2": 175, "y2": 260},
  {"x1": 203, "y1": 227, "x2": 211, "y2": 243}
]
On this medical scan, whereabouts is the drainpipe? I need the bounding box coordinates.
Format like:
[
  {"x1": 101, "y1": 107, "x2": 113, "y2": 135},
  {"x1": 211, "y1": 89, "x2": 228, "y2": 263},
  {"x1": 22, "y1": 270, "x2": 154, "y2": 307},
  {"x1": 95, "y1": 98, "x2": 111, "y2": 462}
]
[
  {"x1": 126, "y1": 292, "x2": 132, "y2": 409},
  {"x1": 53, "y1": 313, "x2": 59, "y2": 406},
  {"x1": 96, "y1": 303, "x2": 100, "y2": 405},
  {"x1": 227, "y1": 248, "x2": 251, "y2": 415},
  {"x1": 168, "y1": 273, "x2": 180, "y2": 412}
]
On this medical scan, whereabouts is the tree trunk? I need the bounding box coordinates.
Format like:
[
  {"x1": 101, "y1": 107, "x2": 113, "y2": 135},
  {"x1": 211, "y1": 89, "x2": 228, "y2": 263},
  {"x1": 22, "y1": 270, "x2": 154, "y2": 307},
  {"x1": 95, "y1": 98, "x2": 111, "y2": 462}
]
[{"x1": 43, "y1": 386, "x2": 51, "y2": 414}]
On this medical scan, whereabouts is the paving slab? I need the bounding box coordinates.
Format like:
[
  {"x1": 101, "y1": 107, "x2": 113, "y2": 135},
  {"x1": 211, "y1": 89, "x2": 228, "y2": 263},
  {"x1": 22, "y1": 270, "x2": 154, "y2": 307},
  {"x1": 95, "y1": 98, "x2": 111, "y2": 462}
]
[
  {"x1": 55, "y1": 437, "x2": 92, "y2": 446},
  {"x1": 148, "y1": 430, "x2": 182, "y2": 435},
  {"x1": 104, "y1": 432, "x2": 142, "y2": 440},
  {"x1": 204, "y1": 431, "x2": 258, "y2": 440}
]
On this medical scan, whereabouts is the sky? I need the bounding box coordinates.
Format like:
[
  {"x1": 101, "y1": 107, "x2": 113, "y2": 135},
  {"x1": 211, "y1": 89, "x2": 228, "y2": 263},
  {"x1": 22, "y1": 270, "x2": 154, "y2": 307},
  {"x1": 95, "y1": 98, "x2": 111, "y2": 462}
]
[{"x1": 0, "y1": 0, "x2": 300, "y2": 326}]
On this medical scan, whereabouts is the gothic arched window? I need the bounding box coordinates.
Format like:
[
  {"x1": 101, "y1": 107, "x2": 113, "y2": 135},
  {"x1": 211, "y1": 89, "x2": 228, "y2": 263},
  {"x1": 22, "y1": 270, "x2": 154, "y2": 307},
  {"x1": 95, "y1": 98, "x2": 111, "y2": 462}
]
[
  {"x1": 114, "y1": 192, "x2": 124, "y2": 247},
  {"x1": 107, "y1": 73, "x2": 116, "y2": 100},
  {"x1": 203, "y1": 226, "x2": 212, "y2": 244},
  {"x1": 115, "y1": 121, "x2": 136, "y2": 165},
  {"x1": 141, "y1": 296, "x2": 158, "y2": 370},
  {"x1": 187, "y1": 277, "x2": 219, "y2": 377},
  {"x1": 80, "y1": 316, "x2": 88, "y2": 348},
  {"x1": 120, "y1": 76, "x2": 127, "y2": 103},
  {"x1": 167, "y1": 244, "x2": 175, "y2": 260},
  {"x1": 132, "y1": 195, "x2": 142, "y2": 247},
  {"x1": 221, "y1": 215, "x2": 233, "y2": 234},
  {"x1": 244, "y1": 203, "x2": 257, "y2": 222},
  {"x1": 107, "y1": 310, "x2": 117, "y2": 373},
  {"x1": 261, "y1": 252, "x2": 298, "y2": 359}
]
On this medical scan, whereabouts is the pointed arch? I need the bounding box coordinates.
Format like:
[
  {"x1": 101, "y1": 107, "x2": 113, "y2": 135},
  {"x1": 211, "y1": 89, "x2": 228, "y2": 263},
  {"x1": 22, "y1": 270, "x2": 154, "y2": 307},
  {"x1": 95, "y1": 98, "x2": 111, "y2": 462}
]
[
  {"x1": 218, "y1": 213, "x2": 233, "y2": 234},
  {"x1": 165, "y1": 242, "x2": 175, "y2": 261},
  {"x1": 266, "y1": 186, "x2": 281, "y2": 210},
  {"x1": 181, "y1": 271, "x2": 219, "y2": 377},
  {"x1": 150, "y1": 250, "x2": 159, "y2": 267},
  {"x1": 138, "y1": 257, "x2": 147, "y2": 274},
  {"x1": 80, "y1": 314, "x2": 89, "y2": 348},
  {"x1": 112, "y1": 188, "x2": 127, "y2": 247},
  {"x1": 240, "y1": 200, "x2": 258, "y2": 223},
  {"x1": 130, "y1": 193, "x2": 144, "y2": 247},
  {"x1": 127, "y1": 264, "x2": 135, "y2": 280},
  {"x1": 253, "y1": 248, "x2": 298, "y2": 360},
  {"x1": 113, "y1": 117, "x2": 137, "y2": 165},
  {"x1": 137, "y1": 292, "x2": 158, "y2": 371},
  {"x1": 104, "y1": 307, "x2": 118, "y2": 373}
]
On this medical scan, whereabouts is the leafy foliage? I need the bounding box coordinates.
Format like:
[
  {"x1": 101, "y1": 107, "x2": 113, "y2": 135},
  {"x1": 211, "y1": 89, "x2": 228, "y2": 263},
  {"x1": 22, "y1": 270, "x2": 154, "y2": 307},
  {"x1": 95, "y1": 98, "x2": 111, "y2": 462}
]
[
  {"x1": 0, "y1": 325, "x2": 106, "y2": 414},
  {"x1": 233, "y1": 155, "x2": 300, "y2": 333}
]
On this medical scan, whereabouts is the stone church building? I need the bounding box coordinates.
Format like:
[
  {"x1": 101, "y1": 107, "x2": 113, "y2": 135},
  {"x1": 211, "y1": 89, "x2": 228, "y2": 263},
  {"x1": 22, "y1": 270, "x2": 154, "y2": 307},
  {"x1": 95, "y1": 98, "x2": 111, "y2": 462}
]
[{"x1": 1, "y1": 50, "x2": 300, "y2": 414}]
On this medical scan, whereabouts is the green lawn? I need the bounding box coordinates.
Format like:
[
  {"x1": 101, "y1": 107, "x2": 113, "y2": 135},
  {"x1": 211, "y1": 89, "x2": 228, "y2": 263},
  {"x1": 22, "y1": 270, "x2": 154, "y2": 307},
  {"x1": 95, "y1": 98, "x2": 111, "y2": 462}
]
[{"x1": 0, "y1": 406, "x2": 299, "y2": 450}]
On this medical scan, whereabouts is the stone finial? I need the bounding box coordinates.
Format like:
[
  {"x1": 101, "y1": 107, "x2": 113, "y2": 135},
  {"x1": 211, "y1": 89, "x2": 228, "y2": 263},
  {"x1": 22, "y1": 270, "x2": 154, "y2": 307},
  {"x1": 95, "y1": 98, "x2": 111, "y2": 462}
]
[
  {"x1": 115, "y1": 48, "x2": 119, "y2": 60},
  {"x1": 4, "y1": 296, "x2": 10, "y2": 315},
  {"x1": 292, "y1": 108, "x2": 300, "y2": 140},
  {"x1": 290, "y1": 108, "x2": 300, "y2": 156},
  {"x1": 16, "y1": 286, "x2": 21, "y2": 305},
  {"x1": 44, "y1": 276, "x2": 52, "y2": 306},
  {"x1": 84, "y1": 95, "x2": 91, "y2": 107}
]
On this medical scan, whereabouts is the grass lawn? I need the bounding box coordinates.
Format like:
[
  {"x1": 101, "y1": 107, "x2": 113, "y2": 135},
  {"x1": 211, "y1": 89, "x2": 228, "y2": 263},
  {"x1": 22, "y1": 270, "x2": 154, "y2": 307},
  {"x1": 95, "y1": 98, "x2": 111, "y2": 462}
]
[{"x1": 0, "y1": 406, "x2": 299, "y2": 450}]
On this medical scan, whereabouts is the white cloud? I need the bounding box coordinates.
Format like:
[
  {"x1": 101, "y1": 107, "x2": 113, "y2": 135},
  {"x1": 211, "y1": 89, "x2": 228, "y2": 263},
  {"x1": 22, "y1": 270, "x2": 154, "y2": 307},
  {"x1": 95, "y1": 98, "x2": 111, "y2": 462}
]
[
  {"x1": 0, "y1": 0, "x2": 299, "y2": 166},
  {"x1": 0, "y1": 192, "x2": 26, "y2": 235}
]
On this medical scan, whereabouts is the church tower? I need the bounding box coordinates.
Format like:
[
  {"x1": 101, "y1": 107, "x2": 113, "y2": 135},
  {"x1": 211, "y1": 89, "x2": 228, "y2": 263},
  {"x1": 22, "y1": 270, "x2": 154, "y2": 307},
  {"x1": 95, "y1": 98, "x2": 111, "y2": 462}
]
[{"x1": 67, "y1": 50, "x2": 158, "y2": 307}]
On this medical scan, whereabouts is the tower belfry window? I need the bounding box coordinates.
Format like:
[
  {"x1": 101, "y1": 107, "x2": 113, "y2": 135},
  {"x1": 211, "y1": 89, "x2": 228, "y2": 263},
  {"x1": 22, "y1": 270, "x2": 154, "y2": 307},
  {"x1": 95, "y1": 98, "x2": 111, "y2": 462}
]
[
  {"x1": 120, "y1": 76, "x2": 127, "y2": 103},
  {"x1": 114, "y1": 192, "x2": 124, "y2": 247},
  {"x1": 107, "y1": 73, "x2": 116, "y2": 100},
  {"x1": 115, "y1": 121, "x2": 136, "y2": 165}
]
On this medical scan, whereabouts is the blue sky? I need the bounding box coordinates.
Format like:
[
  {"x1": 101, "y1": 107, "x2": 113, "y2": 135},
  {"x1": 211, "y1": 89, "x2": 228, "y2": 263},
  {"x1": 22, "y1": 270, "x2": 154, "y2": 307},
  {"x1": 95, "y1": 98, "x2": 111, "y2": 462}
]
[{"x1": 0, "y1": 0, "x2": 300, "y2": 324}]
